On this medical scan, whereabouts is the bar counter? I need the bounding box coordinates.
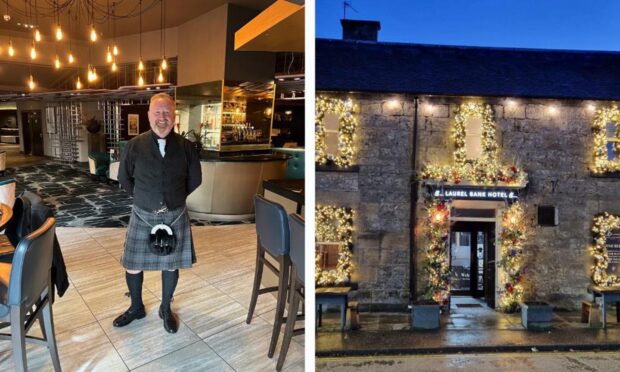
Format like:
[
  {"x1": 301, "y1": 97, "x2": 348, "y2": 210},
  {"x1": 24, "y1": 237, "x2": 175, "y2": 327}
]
[{"x1": 186, "y1": 152, "x2": 289, "y2": 221}]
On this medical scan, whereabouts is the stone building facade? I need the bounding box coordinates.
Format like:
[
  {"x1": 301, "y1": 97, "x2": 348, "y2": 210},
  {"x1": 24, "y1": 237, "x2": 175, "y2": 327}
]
[{"x1": 316, "y1": 35, "x2": 620, "y2": 311}]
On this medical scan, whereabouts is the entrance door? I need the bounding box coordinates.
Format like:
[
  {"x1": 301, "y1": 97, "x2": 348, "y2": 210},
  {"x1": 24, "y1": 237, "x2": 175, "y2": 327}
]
[
  {"x1": 21, "y1": 110, "x2": 44, "y2": 156},
  {"x1": 450, "y1": 222, "x2": 495, "y2": 304}
]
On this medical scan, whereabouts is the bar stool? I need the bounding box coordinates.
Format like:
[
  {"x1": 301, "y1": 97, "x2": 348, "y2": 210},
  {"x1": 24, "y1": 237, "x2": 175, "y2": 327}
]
[
  {"x1": 277, "y1": 214, "x2": 305, "y2": 371},
  {"x1": 247, "y1": 194, "x2": 291, "y2": 358}
]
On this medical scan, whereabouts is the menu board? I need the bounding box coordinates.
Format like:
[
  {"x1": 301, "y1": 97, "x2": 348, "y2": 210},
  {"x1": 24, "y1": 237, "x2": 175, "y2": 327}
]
[{"x1": 607, "y1": 229, "x2": 620, "y2": 276}]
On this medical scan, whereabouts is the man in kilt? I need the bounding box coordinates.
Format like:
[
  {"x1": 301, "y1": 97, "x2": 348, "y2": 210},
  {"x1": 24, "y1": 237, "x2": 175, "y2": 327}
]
[{"x1": 114, "y1": 92, "x2": 202, "y2": 333}]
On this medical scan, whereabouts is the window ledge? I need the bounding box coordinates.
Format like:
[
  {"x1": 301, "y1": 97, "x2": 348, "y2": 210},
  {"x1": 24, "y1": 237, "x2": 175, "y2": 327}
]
[
  {"x1": 590, "y1": 171, "x2": 620, "y2": 179},
  {"x1": 316, "y1": 164, "x2": 360, "y2": 173}
]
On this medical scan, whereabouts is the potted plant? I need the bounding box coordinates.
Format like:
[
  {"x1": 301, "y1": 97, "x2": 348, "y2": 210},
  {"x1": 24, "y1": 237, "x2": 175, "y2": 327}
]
[
  {"x1": 81, "y1": 116, "x2": 102, "y2": 134},
  {"x1": 520, "y1": 301, "x2": 553, "y2": 330},
  {"x1": 411, "y1": 298, "x2": 441, "y2": 330},
  {"x1": 181, "y1": 126, "x2": 204, "y2": 152}
]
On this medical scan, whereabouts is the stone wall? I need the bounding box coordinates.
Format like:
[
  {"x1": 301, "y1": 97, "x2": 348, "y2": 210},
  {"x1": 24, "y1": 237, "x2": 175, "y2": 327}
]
[
  {"x1": 317, "y1": 91, "x2": 620, "y2": 310},
  {"x1": 316, "y1": 92, "x2": 415, "y2": 310}
]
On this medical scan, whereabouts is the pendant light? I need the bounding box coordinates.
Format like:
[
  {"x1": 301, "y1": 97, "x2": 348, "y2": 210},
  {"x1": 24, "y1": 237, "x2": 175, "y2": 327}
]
[
  {"x1": 8, "y1": 40, "x2": 14, "y2": 57},
  {"x1": 89, "y1": 0, "x2": 97, "y2": 42},
  {"x1": 28, "y1": 74, "x2": 35, "y2": 90},
  {"x1": 76, "y1": 76, "x2": 82, "y2": 89},
  {"x1": 30, "y1": 41, "x2": 37, "y2": 60},
  {"x1": 138, "y1": 0, "x2": 144, "y2": 75},
  {"x1": 160, "y1": 0, "x2": 167, "y2": 71},
  {"x1": 55, "y1": 55, "x2": 61, "y2": 69}
]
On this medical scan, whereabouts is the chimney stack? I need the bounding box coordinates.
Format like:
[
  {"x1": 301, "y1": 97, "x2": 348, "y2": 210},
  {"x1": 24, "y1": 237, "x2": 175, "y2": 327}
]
[{"x1": 340, "y1": 19, "x2": 381, "y2": 42}]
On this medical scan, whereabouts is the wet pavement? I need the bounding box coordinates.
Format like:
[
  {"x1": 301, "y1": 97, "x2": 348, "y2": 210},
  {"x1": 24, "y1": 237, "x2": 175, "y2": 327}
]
[
  {"x1": 316, "y1": 351, "x2": 620, "y2": 371},
  {"x1": 317, "y1": 297, "x2": 620, "y2": 356}
]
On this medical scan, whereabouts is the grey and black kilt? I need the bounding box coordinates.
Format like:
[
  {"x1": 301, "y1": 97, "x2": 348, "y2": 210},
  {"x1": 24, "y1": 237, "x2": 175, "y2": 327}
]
[{"x1": 121, "y1": 204, "x2": 196, "y2": 271}]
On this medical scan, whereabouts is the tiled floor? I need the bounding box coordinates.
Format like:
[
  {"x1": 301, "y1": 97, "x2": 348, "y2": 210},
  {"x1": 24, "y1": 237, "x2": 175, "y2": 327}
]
[{"x1": 0, "y1": 224, "x2": 304, "y2": 371}]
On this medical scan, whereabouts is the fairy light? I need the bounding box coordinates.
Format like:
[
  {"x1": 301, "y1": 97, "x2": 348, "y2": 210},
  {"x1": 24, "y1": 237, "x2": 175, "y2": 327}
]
[
  {"x1": 498, "y1": 203, "x2": 527, "y2": 312},
  {"x1": 590, "y1": 213, "x2": 620, "y2": 286},
  {"x1": 421, "y1": 102, "x2": 528, "y2": 186},
  {"x1": 591, "y1": 106, "x2": 620, "y2": 174},
  {"x1": 423, "y1": 200, "x2": 451, "y2": 304},
  {"x1": 315, "y1": 205, "x2": 354, "y2": 285},
  {"x1": 316, "y1": 96, "x2": 358, "y2": 167}
]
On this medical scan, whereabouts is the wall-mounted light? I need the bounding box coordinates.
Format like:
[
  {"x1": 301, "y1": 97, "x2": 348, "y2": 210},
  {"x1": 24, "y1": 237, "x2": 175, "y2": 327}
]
[
  {"x1": 386, "y1": 99, "x2": 400, "y2": 109},
  {"x1": 424, "y1": 102, "x2": 435, "y2": 115},
  {"x1": 506, "y1": 98, "x2": 517, "y2": 108},
  {"x1": 587, "y1": 103, "x2": 596, "y2": 113},
  {"x1": 547, "y1": 105, "x2": 558, "y2": 116}
]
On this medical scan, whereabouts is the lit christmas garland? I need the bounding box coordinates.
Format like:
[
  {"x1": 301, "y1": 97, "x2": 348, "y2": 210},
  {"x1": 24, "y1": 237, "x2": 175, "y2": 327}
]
[
  {"x1": 315, "y1": 205, "x2": 354, "y2": 285},
  {"x1": 497, "y1": 202, "x2": 527, "y2": 312},
  {"x1": 421, "y1": 102, "x2": 528, "y2": 186},
  {"x1": 423, "y1": 199, "x2": 451, "y2": 304},
  {"x1": 591, "y1": 106, "x2": 620, "y2": 174},
  {"x1": 590, "y1": 213, "x2": 620, "y2": 286},
  {"x1": 315, "y1": 96, "x2": 358, "y2": 167}
]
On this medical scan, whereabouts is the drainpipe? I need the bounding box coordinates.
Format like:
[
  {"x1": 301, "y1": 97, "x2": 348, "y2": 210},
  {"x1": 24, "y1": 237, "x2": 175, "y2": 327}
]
[{"x1": 409, "y1": 97, "x2": 419, "y2": 306}]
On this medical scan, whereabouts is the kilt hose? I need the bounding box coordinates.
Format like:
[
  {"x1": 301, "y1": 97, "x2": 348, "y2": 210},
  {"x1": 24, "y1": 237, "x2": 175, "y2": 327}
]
[{"x1": 121, "y1": 204, "x2": 196, "y2": 271}]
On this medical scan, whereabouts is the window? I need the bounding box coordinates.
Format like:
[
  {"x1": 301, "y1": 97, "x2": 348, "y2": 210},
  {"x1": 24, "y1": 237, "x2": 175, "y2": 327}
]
[
  {"x1": 606, "y1": 122, "x2": 619, "y2": 161},
  {"x1": 323, "y1": 112, "x2": 340, "y2": 159},
  {"x1": 465, "y1": 116, "x2": 483, "y2": 159}
]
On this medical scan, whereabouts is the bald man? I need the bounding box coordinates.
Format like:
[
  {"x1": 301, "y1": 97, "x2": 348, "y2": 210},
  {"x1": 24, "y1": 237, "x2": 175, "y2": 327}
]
[{"x1": 115, "y1": 93, "x2": 202, "y2": 333}]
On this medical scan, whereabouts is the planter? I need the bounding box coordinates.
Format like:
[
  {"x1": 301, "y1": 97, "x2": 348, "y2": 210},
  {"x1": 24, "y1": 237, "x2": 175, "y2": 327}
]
[
  {"x1": 520, "y1": 301, "x2": 553, "y2": 330},
  {"x1": 411, "y1": 300, "x2": 440, "y2": 330}
]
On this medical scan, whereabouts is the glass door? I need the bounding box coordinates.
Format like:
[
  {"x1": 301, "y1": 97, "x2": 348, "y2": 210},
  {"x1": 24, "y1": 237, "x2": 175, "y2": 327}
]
[{"x1": 450, "y1": 222, "x2": 494, "y2": 299}]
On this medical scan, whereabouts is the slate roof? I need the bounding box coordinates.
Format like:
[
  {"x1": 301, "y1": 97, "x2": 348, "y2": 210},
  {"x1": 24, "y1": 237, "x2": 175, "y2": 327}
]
[{"x1": 316, "y1": 38, "x2": 620, "y2": 101}]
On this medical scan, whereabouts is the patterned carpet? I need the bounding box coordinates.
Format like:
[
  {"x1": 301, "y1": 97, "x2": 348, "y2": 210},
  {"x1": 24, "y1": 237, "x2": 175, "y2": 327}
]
[{"x1": 7, "y1": 161, "x2": 245, "y2": 228}]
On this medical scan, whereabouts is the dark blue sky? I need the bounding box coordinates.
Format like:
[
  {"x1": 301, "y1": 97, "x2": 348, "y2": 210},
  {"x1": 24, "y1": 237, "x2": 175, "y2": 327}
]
[{"x1": 316, "y1": 0, "x2": 620, "y2": 51}]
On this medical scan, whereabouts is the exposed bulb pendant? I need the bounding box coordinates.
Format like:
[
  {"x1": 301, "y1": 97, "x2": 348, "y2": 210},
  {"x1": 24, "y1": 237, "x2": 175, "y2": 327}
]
[
  {"x1": 30, "y1": 42, "x2": 37, "y2": 60},
  {"x1": 90, "y1": 27, "x2": 97, "y2": 42},
  {"x1": 76, "y1": 76, "x2": 82, "y2": 89},
  {"x1": 161, "y1": 57, "x2": 167, "y2": 70},
  {"x1": 111, "y1": 60, "x2": 117, "y2": 72},
  {"x1": 34, "y1": 29, "x2": 41, "y2": 42},
  {"x1": 8, "y1": 41, "x2": 14, "y2": 57},
  {"x1": 138, "y1": 73, "x2": 144, "y2": 86},
  {"x1": 68, "y1": 52, "x2": 75, "y2": 64},
  {"x1": 106, "y1": 47, "x2": 113, "y2": 63},
  {"x1": 28, "y1": 75, "x2": 35, "y2": 90},
  {"x1": 92, "y1": 67, "x2": 98, "y2": 81},
  {"x1": 157, "y1": 69, "x2": 164, "y2": 83},
  {"x1": 87, "y1": 65, "x2": 94, "y2": 82},
  {"x1": 56, "y1": 26, "x2": 63, "y2": 41},
  {"x1": 112, "y1": 44, "x2": 118, "y2": 56},
  {"x1": 138, "y1": 59, "x2": 144, "y2": 71},
  {"x1": 55, "y1": 55, "x2": 61, "y2": 69}
]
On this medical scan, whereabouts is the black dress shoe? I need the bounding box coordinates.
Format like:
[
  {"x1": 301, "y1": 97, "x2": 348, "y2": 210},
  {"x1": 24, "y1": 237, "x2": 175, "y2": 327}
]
[
  {"x1": 159, "y1": 307, "x2": 179, "y2": 333},
  {"x1": 113, "y1": 306, "x2": 146, "y2": 327}
]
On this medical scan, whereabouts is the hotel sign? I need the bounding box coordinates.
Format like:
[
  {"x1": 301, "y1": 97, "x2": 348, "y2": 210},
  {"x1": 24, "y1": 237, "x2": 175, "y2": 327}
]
[
  {"x1": 428, "y1": 185, "x2": 519, "y2": 201},
  {"x1": 606, "y1": 229, "x2": 620, "y2": 277}
]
